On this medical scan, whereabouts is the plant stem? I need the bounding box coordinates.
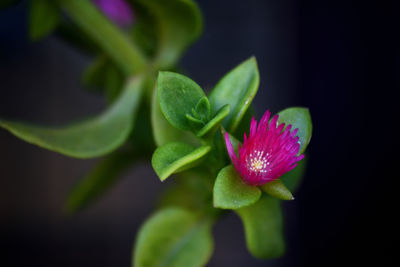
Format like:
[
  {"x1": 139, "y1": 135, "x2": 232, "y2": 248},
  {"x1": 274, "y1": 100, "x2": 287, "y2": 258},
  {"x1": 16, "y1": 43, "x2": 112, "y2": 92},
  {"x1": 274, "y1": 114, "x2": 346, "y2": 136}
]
[{"x1": 58, "y1": 0, "x2": 147, "y2": 76}]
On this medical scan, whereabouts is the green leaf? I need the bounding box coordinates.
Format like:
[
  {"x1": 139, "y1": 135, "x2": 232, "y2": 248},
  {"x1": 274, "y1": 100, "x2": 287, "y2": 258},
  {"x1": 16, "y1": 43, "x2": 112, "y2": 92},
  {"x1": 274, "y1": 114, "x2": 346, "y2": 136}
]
[
  {"x1": 232, "y1": 105, "x2": 255, "y2": 139},
  {"x1": 197, "y1": 105, "x2": 230, "y2": 138},
  {"x1": 261, "y1": 179, "x2": 294, "y2": 201},
  {"x1": 157, "y1": 72, "x2": 206, "y2": 131},
  {"x1": 278, "y1": 107, "x2": 312, "y2": 154},
  {"x1": 194, "y1": 97, "x2": 211, "y2": 122},
  {"x1": 60, "y1": 0, "x2": 146, "y2": 75},
  {"x1": 0, "y1": 76, "x2": 144, "y2": 158},
  {"x1": 213, "y1": 165, "x2": 261, "y2": 209},
  {"x1": 129, "y1": 3, "x2": 158, "y2": 58},
  {"x1": 185, "y1": 113, "x2": 204, "y2": 132},
  {"x1": 133, "y1": 0, "x2": 203, "y2": 68},
  {"x1": 157, "y1": 168, "x2": 214, "y2": 211},
  {"x1": 236, "y1": 196, "x2": 285, "y2": 259},
  {"x1": 29, "y1": 0, "x2": 60, "y2": 40},
  {"x1": 152, "y1": 142, "x2": 211, "y2": 181},
  {"x1": 133, "y1": 208, "x2": 213, "y2": 267},
  {"x1": 151, "y1": 86, "x2": 198, "y2": 147},
  {"x1": 66, "y1": 150, "x2": 136, "y2": 213},
  {"x1": 82, "y1": 55, "x2": 124, "y2": 103},
  {"x1": 208, "y1": 57, "x2": 259, "y2": 132},
  {"x1": 280, "y1": 157, "x2": 307, "y2": 192}
]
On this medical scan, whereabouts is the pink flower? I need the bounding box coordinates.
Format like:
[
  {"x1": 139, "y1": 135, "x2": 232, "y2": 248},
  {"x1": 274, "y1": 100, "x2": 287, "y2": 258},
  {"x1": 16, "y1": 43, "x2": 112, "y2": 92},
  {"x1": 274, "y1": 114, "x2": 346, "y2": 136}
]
[
  {"x1": 225, "y1": 110, "x2": 304, "y2": 186},
  {"x1": 93, "y1": 0, "x2": 134, "y2": 27}
]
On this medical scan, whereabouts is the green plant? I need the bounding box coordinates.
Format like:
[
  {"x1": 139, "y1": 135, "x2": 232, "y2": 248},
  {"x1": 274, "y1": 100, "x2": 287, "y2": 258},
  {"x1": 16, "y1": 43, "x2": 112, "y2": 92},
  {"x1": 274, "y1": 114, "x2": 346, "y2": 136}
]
[{"x1": 0, "y1": 1, "x2": 312, "y2": 266}]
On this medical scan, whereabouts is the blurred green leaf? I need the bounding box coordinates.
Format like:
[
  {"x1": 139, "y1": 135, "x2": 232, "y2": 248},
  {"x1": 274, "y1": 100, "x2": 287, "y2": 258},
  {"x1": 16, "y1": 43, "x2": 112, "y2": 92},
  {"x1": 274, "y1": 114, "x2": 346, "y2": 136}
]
[
  {"x1": 151, "y1": 86, "x2": 198, "y2": 146},
  {"x1": 82, "y1": 55, "x2": 124, "y2": 103},
  {"x1": 132, "y1": 0, "x2": 203, "y2": 68},
  {"x1": 213, "y1": 165, "x2": 261, "y2": 209},
  {"x1": 0, "y1": 77, "x2": 144, "y2": 158},
  {"x1": 60, "y1": 0, "x2": 146, "y2": 75},
  {"x1": 129, "y1": 2, "x2": 158, "y2": 58},
  {"x1": 236, "y1": 196, "x2": 285, "y2": 259},
  {"x1": 29, "y1": 0, "x2": 60, "y2": 40},
  {"x1": 158, "y1": 168, "x2": 214, "y2": 211},
  {"x1": 152, "y1": 142, "x2": 211, "y2": 181},
  {"x1": 280, "y1": 157, "x2": 307, "y2": 192},
  {"x1": 133, "y1": 207, "x2": 213, "y2": 267},
  {"x1": 261, "y1": 179, "x2": 294, "y2": 201},
  {"x1": 278, "y1": 107, "x2": 312, "y2": 154},
  {"x1": 157, "y1": 72, "x2": 206, "y2": 131},
  {"x1": 208, "y1": 57, "x2": 259, "y2": 132},
  {"x1": 66, "y1": 150, "x2": 137, "y2": 213}
]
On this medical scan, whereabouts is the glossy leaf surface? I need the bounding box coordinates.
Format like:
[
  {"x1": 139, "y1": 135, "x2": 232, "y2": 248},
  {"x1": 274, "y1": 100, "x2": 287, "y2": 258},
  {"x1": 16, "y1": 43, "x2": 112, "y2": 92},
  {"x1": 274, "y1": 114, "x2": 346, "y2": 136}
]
[
  {"x1": 208, "y1": 57, "x2": 259, "y2": 132},
  {"x1": 157, "y1": 72, "x2": 206, "y2": 131},
  {"x1": 133, "y1": 208, "x2": 213, "y2": 267},
  {"x1": 278, "y1": 107, "x2": 312, "y2": 154},
  {"x1": 152, "y1": 142, "x2": 211, "y2": 181},
  {"x1": 0, "y1": 77, "x2": 144, "y2": 158},
  {"x1": 151, "y1": 86, "x2": 198, "y2": 147},
  {"x1": 213, "y1": 165, "x2": 261, "y2": 209},
  {"x1": 261, "y1": 179, "x2": 293, "y2": 201}
]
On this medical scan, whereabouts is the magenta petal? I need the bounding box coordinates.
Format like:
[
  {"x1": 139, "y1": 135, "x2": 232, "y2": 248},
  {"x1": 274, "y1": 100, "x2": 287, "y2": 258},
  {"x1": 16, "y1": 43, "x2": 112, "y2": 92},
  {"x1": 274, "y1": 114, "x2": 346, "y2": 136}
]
[
  {"x1": 94, "y1": 0, "x2": 134, "y2": 27},
  {"x1": 225, "y1": 133, "x2": 238, "y2": 165},
  {"x1": 225, "y1": 109, "x2": 304, "y2": 186}
]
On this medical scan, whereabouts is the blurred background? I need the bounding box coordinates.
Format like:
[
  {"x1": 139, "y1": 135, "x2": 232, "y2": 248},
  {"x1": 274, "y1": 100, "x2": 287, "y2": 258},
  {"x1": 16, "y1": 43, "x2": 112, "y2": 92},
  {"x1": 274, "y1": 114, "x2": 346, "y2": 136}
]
[{"x1": 0, "y1": 0, "x2": 397, "y2": 266}]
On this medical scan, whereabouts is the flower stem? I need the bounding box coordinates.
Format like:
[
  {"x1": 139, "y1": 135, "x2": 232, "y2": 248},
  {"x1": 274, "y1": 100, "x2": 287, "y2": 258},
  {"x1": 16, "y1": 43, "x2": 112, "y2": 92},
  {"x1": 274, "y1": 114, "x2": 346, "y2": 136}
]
[{"x1": 58, "y1": 0, "x2": 147, "y2": 76}]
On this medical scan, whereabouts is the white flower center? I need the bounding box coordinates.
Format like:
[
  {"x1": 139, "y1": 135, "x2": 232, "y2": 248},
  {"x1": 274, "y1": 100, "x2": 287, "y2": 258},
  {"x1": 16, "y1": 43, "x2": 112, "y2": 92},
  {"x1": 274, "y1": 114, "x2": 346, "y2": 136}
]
[{"x1": 247, "y1": 150, "x2": 269, "y2": 173}]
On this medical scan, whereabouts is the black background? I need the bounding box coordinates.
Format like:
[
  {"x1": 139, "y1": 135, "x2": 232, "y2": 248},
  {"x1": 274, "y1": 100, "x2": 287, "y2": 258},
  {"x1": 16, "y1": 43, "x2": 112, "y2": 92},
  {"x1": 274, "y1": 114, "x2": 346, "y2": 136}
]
[{"x1": 0, "y1": 0, "x2": 397, "y2": 266}]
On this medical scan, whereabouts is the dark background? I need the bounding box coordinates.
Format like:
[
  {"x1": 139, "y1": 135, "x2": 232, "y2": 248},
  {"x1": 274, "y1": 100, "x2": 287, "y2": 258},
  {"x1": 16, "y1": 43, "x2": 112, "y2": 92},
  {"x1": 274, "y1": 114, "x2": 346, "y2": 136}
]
[{"x1": 0, "y1": 0, "x2": 397, "y2": 266}]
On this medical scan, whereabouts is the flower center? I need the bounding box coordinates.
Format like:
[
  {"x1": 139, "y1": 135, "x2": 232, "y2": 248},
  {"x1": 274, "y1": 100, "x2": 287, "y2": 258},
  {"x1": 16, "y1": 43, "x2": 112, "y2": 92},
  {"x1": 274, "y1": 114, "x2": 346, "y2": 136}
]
[{"x1": 247, "y1": 150, "x2": 269, "y2": 174}]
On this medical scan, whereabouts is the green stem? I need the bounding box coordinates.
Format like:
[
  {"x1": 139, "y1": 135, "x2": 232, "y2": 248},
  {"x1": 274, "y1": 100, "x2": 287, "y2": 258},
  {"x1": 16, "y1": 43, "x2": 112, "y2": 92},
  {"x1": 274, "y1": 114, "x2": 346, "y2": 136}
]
[{"x1": 58, "y1": 0, "x2": 147, "y2": 76}]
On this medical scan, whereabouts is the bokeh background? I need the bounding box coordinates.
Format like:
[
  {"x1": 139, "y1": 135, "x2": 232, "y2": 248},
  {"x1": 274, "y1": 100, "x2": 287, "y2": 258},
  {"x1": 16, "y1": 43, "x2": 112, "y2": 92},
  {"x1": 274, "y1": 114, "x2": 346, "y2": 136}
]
[{"x1": 0, "y1": 0, "x2": 397, "y2": 266}]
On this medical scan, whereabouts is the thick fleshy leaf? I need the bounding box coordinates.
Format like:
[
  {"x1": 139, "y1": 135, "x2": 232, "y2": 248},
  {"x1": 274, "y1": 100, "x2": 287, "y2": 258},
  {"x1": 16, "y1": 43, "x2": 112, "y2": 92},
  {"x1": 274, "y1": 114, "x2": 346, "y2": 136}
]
[
  {"x1": 261, "y1": 179, "x2": 294, "y2": 201},
  {"x1": 280, "y1": 157, "x2": 307, "y2": 192},
  {"x1": 0, "y1": 77, "x2": 144, "y2": 158},
  {"x1": 278, "y1": 107, "x2": 312, "y2": 154},
  {"x1": 29, "y1": 0, "x2": 60, "y2": 40},
  {"x1": 208, "y1": 57, "x2": 259, "y2": 132},
  {"x1": 197, "y1": 105, "x2": 230, "y2": 138},
  {"x1": 213, "y1": 165, "x2": 261, "y2": 209},
  {"x1": 194, "y1": 96, "x2": 211, "y2": 123},
  {"x1": 133, "y1": 208, "x2": 213, "y2": 267},
  {"x1": 132, "y1": 0, "x2": 202, "y2": 69},
  {"x1": 151, "y1": 86, "x2": 198, "y2": 147},
  {"x1": 152, "y1": 142, "x2": 211, "y2": 181},
  {"x1": 158, "y1": 169, "x2": 214, "y2": 211},
  {"x1": 60, "y1": 0, "x2": 146, "y2": 75},
  {"x1": 157, "y1": 72, "x2": 206, "y2": 131},
  {"x1": 66, "y1": 150, "x2": 136, "y2": 213},
  {"x1": 236, "y1": 196, "x2": 285, "y2": 259}
]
